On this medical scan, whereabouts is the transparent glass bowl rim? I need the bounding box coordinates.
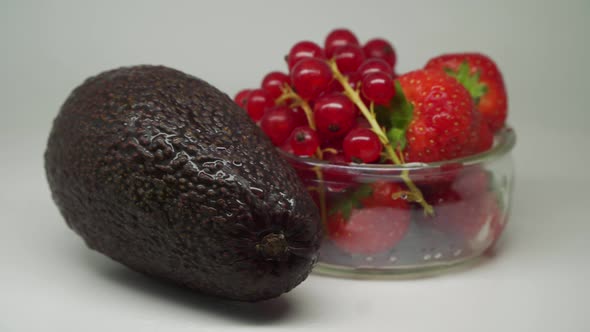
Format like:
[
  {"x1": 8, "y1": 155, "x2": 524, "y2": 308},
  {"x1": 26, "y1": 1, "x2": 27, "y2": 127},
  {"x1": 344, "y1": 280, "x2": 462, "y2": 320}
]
[{"x1": 279, "y1": 126, "x2": 516, "y2": 172}]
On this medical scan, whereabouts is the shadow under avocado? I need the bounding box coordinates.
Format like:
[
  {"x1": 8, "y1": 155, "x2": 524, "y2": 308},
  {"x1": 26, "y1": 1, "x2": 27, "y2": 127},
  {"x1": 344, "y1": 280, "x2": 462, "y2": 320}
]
[{"x1": 77, "y1": 247, "x2": 294, "y2": 325}]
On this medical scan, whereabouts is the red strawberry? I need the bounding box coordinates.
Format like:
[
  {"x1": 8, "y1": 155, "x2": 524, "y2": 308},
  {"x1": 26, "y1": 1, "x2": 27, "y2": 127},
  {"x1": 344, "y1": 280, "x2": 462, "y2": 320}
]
[
  {"x1": 425, "y1": 53, "x2": 508, "y2": 132},
  {"x1": 424, "y1": 187, "x2": 500, "y2": 250},
  {"x1": 451, "y1": 166, "x2": 490, "y2": 198},
  {"x1": 412, "y1": 162, "x2": 464, "y2": 196},
  {"x1": 360, "y1": 182, "x2": 407, "y2": 209},
  {"x1": 425, "y1": 168, "x2": 498, "y2": 249},
  {"x1": 466, "y1": 113, "x2": 494, "y2": 155},
  {"x1": 397, "y1": 69, "x2": 477, "y2": 163},
  {"x1": 475, "y1": 121, "x2": 494, "y2": 153},
  {"x1": 327, "y1": 182, "x2": 410, "y2": 254},
  {"x1": 328, "y1": 206, "x2": 410, "y2": 255}
]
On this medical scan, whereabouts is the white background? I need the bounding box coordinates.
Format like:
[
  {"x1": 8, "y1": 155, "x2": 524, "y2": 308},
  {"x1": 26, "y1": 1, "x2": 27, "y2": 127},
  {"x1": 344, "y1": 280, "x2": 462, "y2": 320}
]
[{"x1": 1, "y1": 0, "x2": 590, "y2": 331}]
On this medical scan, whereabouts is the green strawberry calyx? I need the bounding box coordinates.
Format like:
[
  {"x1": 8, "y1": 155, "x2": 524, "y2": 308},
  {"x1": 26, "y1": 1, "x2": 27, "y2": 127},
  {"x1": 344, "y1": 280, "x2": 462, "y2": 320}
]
[
  {"x1": 328, "y1": 184, "x2": 373, "y2": 220},
  {"x1": 375, "y1": 81, "x2": 413, "y2": 154},
  {"x1": 444, "y1": 61, "x2": 488, "y2": 104}
]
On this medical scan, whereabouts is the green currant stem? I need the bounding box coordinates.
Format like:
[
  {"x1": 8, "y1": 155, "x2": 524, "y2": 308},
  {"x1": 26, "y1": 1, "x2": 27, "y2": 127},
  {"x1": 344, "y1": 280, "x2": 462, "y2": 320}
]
[
  {"x1": 322, "y1": 147, "x2": 339, "y2": 155},
  {"x1": 277, "y1": 85, "x2": 317, "y2": 131},
  {"x1": 328, "y1": 59, "x2": 434, "y2": 216},
  {"x1": 277, "y1": 84, "x2": 329, "y2": 226}
]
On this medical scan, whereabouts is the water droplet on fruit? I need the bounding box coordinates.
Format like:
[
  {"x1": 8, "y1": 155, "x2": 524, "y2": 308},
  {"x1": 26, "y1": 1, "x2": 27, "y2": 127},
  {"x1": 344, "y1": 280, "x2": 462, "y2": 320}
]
[{"x1": 250, "y1": 186, "x2": 264, "y2": 197}]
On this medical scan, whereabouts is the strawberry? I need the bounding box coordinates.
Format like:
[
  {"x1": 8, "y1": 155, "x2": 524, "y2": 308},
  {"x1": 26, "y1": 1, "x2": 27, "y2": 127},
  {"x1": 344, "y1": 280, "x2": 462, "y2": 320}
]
[
  {"x1": 423, "y1": 189, "x2": 468, "y2": 235},
  {"x1": 466, "y1": 113, "x2": 494, "y2": 154},
  {"x1": 451, "y1": 166, "x2": 490, "y2": 198},
  {"x1": 431, "y1": 168, "x2": 499, "y2": 248},
  {"x1": 328, "y1": 206, "x2": 410, "y2": 255},
  {"x1": 475, "y1": 121, "x2": 494, "y2": 153},
  {"x1": 396, "y1": 69, "x2": 477, "y2": 163},
  {"x1": 360, "y1": 182, "x2": 407, "y2": 209},
  {"x1": 425, "y1": 53, "x2": 508, "y2": 132},
  {"x1": 326, "y1": 182, "x2": 410, "y2": 254}
]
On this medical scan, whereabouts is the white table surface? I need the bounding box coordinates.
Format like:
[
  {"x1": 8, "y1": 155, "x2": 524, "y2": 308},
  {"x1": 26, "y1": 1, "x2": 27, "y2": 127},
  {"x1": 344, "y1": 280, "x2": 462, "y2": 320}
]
[{"x1": 2, "y1": 1, "x2": 589, "y2": 331}]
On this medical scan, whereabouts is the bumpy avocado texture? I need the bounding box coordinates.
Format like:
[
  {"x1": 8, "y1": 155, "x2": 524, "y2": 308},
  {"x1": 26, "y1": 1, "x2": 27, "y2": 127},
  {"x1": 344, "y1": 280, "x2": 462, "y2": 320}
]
[{"x1": 45, "y1": 65, "x2": 321, "y2": 301}]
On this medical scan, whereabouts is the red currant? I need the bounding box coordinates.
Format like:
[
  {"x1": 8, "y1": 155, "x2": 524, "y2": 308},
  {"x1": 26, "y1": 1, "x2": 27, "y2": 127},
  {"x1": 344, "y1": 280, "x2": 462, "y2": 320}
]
[
  {"x1": 363, "y1": 38, "x2": 397, "y2": 68},
  {"x1": 289, "y1": 106, "x2": 309, "y2": 127},
  {"x1": 361, "y1": 72, "x2": 395, "y2": 105},
  {"x1": 260, "y1": 106, "x2": 297, "y2": 146},
  {"x1": 322, "y1": 152, "x2": 354, "y2": 192},
  {"x1": 358, "y1": 58, "x2": 393, "y2": 78},
  {"x1": 287, "y1": 41, "x2": 325, "y2": 70},
  {"x1": 352, "y1": 117, "x2": 371, "y2": 130},
  {"x1": 245, "y1": 89, "x2": 273, "y2": 122},
  {"x1": 234, "y1": 89, "x2": 251, "y2": 108},
  {"x1": 346, "y1": 71, "x2": 362, "y2": 91},
  {"x1": 313, "y1": 94, "x2": 357, "y2": 138},
  {"x1": 343, "y1": 128, "x2": 382, "y2": 163},
  {"x1": 290, "y1": 58, "x2": 333, "y2": 100},
  {"x1": 261, "y1": 72, "x2": 289, "y2": 100},
  {"x1": 332, "y1": 44, "x2": 366, "y2": 73},
  {"x1": 279, "y1": 141, "x2": 295, "y2": 154},
  {"x1": 320, "y1": 137, "x2": 343, "y2": 152},
  {"x1": 289, "y1": 126, "x2": 319, "y2": 157},
  {"x1": 323, "y1": 152, "x2": 354, "y2": 177},
  {"x1": 325, "y1": 71, "x2": 361, "y2": 94},
  {"x1": 324, "y1": 29, "x2": 360, "y2": 58}
]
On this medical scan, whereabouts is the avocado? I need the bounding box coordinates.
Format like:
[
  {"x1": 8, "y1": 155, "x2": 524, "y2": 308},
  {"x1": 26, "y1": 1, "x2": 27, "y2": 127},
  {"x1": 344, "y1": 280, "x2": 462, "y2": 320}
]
[{"x1": 44, "y1": 65, "x2": 321, "y2": 301}]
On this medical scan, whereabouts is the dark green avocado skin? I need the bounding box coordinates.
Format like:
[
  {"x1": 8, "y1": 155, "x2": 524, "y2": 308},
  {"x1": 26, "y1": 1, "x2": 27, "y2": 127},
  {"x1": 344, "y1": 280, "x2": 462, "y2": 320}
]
[{"x1": 44, "y1": 65, "x2": 321, "y2": 302}]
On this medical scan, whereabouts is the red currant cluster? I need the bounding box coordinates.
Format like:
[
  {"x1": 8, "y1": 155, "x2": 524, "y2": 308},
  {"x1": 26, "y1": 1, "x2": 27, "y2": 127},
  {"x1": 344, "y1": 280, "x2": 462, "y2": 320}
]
[
  {"x1": 234, "y1": 29, "x2": 397, "y2": 164},
  {"x1": 233, "y1": 29, "x2": 510, "y2": 261}
]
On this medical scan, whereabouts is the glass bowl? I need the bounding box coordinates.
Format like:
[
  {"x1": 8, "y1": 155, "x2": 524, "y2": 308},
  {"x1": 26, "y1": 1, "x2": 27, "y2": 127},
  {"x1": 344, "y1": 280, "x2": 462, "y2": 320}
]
[{"x1": 282, "y1": 126, "x2": 516, "y2": 278}]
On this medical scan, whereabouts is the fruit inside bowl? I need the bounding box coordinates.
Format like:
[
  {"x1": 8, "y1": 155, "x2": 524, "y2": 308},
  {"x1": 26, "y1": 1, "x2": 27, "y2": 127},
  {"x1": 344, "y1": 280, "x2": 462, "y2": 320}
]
[{"x1": 236, "y1": 28, "x2": 515, "y2": 277}]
